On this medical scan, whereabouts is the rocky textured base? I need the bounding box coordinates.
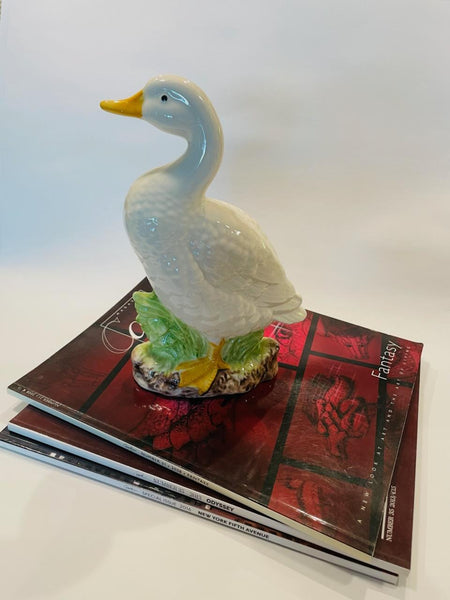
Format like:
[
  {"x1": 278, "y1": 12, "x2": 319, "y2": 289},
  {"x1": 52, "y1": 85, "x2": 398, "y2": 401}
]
[{"x1": 131, "y1": 338, "x2": 279, "y2": 398}]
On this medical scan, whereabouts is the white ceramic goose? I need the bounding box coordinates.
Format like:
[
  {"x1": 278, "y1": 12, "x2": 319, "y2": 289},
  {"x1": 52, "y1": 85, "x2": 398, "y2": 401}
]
[{"x1": 101, "y1": 75, "x2": 306, "y2": 393}]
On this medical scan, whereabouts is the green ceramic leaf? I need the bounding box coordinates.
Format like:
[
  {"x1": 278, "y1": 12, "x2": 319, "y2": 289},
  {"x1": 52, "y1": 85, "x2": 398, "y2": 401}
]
[
  {"x1": 133, "y1": 291, "x2": 209, "y2": 371},
  {"x1": 222, "y1": 329, "x2": 265, "y2": 368}
]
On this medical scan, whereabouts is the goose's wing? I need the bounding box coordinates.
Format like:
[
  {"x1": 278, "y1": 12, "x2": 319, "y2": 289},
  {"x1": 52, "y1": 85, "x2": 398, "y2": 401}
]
[{"x1": 187, "y1": 199, "x2": 303, "y2": 320}]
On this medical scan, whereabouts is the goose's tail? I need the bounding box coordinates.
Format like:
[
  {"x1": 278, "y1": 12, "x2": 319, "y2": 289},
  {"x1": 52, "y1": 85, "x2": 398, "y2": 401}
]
[{"x1": 273, "y1": 294, "x2": 307, "y2": 324}]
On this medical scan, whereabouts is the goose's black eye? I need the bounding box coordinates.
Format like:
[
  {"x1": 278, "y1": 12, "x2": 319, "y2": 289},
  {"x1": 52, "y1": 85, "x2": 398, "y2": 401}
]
[{"x1": 161, "y1": 95, "x2": 168, "y2": 102}]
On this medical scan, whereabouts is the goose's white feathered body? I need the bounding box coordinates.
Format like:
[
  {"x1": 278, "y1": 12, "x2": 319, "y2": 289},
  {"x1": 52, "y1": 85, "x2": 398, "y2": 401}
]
[
  {"x1": 103, "y1": 75, "x2": 305, "y2": 343},
  {"x1": 125, "y1": 173, "x2": 304, "y2": 342}
]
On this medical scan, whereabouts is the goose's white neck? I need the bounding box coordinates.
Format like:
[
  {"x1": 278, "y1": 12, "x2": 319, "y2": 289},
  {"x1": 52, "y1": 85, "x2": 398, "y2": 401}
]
[{"x1": 164, "y1": 114, "x2": 223, "y2": 198}]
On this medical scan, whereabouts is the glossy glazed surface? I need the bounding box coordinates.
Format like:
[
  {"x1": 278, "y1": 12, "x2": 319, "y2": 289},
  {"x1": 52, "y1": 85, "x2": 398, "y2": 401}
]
[{"x1": 101, "y1": 75, "x2": 305, "y2": 343}]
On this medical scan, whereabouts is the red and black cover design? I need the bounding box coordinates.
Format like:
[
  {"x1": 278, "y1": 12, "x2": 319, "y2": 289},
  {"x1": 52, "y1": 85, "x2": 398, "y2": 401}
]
[{"x1": 8, "y1": 279, "x2": 422, "y2": 557}]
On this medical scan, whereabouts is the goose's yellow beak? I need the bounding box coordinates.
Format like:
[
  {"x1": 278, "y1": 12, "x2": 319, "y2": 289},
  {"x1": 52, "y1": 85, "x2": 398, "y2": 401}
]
[{"x1": 100, "y1": 90, "x2": 143, "y2": 118}]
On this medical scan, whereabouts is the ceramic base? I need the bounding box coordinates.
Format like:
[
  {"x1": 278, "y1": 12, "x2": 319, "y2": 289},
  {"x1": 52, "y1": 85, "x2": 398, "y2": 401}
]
[{"x1": 131, "y1": 338, "x2": 279, "y2": 398}]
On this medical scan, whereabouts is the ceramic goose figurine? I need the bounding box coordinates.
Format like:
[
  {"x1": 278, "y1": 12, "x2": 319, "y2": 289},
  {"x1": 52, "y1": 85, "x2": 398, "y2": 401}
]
[{"x1": 101, "y1": 75, "x2": 306, "y2": 397}]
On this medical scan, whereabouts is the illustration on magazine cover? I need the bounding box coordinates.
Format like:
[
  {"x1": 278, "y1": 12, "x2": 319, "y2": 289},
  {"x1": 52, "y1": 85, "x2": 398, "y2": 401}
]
[
  {"x1": 9, "y1": 280, "x2": 423, "y2": 557},
  {"x1": 100, "y1": 75, "x2": 306, "y2": 397}
]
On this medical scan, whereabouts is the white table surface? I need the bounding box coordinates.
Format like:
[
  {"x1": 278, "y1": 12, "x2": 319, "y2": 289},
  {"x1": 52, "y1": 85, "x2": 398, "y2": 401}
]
[{"x1": 1, "y1": 2, "x2": 449, "y2": 598}]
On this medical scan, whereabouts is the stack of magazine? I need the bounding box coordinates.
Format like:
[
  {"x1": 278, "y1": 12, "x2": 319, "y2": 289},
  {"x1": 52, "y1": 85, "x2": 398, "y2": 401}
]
[{"x1": 2, "y1": 279, "x2": 423, "y2": 585}]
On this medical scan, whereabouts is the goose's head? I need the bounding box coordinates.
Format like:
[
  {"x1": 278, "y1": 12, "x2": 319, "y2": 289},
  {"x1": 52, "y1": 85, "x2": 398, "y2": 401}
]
[{"x1": 100, "y1": 74, "x2": 220, "y2": 142}]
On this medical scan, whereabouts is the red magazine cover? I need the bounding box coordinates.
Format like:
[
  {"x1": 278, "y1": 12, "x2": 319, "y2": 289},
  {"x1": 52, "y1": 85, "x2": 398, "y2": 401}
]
[{"x1": 8, "y1": 279, "x2": 423, "y2": 559}]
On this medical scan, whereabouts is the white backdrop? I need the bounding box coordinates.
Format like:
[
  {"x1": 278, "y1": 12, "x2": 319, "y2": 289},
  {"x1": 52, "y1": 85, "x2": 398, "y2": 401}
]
[{"x1": 1, "y1": 1, "x2": 449, "y2": 599}]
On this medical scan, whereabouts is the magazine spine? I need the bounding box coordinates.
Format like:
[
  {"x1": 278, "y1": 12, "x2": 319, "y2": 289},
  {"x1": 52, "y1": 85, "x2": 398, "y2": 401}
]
[
  {"x1": 8, "y1": 388, "x2": 380, "y2": 563},
  {"x1": 8, "y1": 420, "x2": 303, "y2": 540},
  {"x1": 0, "y1": 433, "x2": 398, "y2": 585}
]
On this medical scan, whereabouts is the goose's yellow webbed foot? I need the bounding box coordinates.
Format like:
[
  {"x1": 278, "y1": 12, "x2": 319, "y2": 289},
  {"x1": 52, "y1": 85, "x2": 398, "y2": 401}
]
[{"x1": 176, "y1": 339, "x2": 230, "y2": 395}]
